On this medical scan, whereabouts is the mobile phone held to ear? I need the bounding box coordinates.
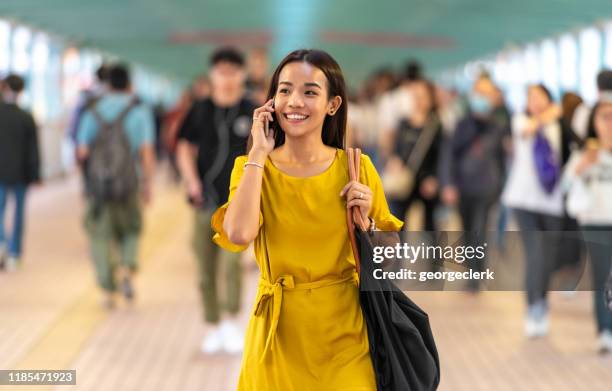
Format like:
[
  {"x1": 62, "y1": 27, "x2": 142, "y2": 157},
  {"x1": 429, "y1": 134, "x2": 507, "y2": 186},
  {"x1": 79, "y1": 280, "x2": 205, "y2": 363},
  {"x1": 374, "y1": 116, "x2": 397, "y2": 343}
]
[{"x1": 264, "y1": 99, "x2": 274, "y2": 137}]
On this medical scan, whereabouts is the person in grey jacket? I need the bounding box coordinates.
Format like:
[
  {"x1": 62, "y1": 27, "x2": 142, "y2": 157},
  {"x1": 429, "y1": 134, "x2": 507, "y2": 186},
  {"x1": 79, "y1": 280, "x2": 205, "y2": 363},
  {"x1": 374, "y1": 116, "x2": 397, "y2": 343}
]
[
  {"x1": 0, "y1": 74, "x2": 40, "y2": 271},
  {"x1": 439, "y1": 76, "x2": 509, "y2": 292}
]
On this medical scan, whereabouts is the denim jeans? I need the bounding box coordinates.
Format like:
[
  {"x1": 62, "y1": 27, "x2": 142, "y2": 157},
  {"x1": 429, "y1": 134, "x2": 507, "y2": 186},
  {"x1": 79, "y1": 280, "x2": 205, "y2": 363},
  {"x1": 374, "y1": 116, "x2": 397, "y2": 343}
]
[
  {"x1": 0, "y1": 183, "x2": 28, "y2": 257},
  {"x1": 581, "y1": 226, "x2": 612, "y2": 333},
  {"x1": 513, "y1": 208, "x2": 564, "y2": 311}
]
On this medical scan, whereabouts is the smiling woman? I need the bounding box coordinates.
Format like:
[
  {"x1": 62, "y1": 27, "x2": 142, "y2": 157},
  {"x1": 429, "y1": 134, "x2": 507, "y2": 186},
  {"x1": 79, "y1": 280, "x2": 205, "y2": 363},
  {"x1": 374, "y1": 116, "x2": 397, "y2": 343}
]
[
  {"x1": 211, "y1": 49, "x2": 403, "y2": 390},
  {"x1": 249, "y1": 49, "x2": 348, "y2": 152}
]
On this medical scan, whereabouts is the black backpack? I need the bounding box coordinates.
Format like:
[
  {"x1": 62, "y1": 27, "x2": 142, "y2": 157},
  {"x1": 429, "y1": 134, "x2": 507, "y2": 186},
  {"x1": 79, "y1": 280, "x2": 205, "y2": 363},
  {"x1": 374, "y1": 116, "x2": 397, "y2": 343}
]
[{"x1": 86, "y1": 99, "x2": 139, "y2": 203}]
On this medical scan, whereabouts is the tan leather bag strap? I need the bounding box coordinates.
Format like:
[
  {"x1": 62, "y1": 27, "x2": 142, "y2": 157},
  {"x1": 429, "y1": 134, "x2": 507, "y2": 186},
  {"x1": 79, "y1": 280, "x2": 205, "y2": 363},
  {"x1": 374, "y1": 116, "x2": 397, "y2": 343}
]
[{"x1": 346, "y1": 148, "x2": 368, "y2": 275}]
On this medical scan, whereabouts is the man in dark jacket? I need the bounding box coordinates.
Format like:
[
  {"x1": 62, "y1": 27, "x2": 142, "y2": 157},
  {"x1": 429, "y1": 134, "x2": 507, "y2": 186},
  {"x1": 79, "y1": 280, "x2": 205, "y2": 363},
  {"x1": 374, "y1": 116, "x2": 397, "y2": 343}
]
[{"x1": 0, "y1": 74, "x2": 40, "y2": 271}]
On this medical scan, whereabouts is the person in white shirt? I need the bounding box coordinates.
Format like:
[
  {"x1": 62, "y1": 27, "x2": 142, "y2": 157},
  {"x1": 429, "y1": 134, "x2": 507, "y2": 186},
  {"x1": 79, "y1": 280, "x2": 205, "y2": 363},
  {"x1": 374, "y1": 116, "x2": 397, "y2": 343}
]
[
  {"x1": 502, "y1": 84, "x2": 579, "y2": 338},
  {"x1": 563, "y1": 99, "x2": 612, "y2": 353}
]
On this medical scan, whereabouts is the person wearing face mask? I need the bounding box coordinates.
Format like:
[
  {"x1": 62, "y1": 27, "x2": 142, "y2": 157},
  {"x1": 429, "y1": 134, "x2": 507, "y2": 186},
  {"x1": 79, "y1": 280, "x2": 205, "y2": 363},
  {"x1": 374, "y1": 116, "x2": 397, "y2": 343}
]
[
  {"x1": 212, "y1": 49, "x2": 403, "y2": 390},
  {"x1": 502, "y1": 84, "x2": 579, "y2": 339},
  {"x1": 563, "y1": 99, "x2": 612, "y2": 353},
  {"x1": 439, "y1": 76, "x2": 509, "y2": 292},
  {"x1": 0, "y1": 74, "x2": 40, "y2": 272},
  {"x1": 177, "y1": 47, "x2": 256, "y2": 355}
]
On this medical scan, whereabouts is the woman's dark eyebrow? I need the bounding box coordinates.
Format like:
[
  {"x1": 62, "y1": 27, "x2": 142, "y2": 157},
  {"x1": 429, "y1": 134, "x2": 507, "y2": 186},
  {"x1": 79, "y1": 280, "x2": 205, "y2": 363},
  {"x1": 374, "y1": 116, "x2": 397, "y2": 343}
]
[
  {"x1": 304, "y1": 82, "x2": 322, "y2": 89},
  {"x1": 279, "y1": 81, "x2": 322, "y2": 89}
]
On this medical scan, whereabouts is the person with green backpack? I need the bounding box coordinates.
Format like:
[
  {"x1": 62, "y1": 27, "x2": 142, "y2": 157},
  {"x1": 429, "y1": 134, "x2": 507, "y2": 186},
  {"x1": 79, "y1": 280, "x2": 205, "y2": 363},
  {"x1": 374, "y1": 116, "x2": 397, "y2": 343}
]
[{"x1": 77, "y1": 64, "x2": 156, "y2": 309}]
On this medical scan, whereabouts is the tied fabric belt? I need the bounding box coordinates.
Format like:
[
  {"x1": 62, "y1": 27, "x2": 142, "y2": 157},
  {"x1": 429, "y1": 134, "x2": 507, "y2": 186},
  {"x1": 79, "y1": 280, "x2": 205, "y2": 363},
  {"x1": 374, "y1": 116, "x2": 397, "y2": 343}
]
[{"x1": 254, "y1": 273, "x2": 358, "y2": 362}]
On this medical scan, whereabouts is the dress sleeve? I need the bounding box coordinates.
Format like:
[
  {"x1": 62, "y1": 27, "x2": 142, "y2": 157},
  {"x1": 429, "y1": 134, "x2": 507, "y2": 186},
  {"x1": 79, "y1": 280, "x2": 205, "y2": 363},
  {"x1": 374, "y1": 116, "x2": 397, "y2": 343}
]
[
  {"x1": 211, "y1": 155, "x2": 264, "y2": 252},
  {"x1": 359, "y1": 154, "x2": 404, "y2": 231}
]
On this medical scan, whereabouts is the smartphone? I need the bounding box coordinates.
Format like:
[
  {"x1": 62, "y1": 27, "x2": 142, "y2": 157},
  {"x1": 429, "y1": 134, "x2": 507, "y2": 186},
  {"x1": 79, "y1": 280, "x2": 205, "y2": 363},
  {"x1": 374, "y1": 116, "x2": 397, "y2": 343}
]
[{"x1": 264, "y1": 99, "x2": 274, "y2": 137}]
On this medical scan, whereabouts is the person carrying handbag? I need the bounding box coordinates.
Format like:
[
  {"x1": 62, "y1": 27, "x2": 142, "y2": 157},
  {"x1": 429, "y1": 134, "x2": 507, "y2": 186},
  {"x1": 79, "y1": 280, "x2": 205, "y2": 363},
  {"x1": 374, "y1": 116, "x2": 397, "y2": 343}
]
[
  {"x1": 211, "y1": 49, "x2": 411, "y2": 390},
  {"x1": 382, "y1": 79, "x2": 443, "y2": 230}
]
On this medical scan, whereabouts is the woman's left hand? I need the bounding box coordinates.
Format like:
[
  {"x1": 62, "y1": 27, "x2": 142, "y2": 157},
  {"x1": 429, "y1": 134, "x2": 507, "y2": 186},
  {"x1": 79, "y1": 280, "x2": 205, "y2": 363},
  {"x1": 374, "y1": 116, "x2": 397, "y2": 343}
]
[{"x1": 340, "y1": 180, "x2": 373, "y2": 224}]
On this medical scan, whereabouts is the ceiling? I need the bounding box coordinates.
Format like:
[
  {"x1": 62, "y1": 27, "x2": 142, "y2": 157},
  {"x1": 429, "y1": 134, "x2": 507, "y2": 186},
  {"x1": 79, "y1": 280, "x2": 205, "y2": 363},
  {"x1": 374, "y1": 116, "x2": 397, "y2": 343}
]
[{"x1": 1, "y1": 0, "x2": 611, "y2": 87}]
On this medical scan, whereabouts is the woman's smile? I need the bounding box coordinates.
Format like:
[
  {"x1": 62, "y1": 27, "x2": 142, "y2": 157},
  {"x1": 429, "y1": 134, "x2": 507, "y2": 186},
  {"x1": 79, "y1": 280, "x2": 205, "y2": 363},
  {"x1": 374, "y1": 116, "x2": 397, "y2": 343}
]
[{"x1": 283, "y1": 112, "x2": 310, "y2": 124}]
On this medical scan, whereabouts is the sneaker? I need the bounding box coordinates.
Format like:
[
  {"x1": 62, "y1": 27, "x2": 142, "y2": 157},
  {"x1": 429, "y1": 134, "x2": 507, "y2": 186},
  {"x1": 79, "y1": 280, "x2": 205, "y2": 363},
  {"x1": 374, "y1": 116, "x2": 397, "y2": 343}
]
[
  {"x1": 525, "y1": 314, "x2": 549, "y2": 339},
  {"x1": 5, "y1": 256, "x2": 19, "y2": 272},
  {"x1": 100, "y1": 292, "x2": 116, "y2": 310},
  {"x1": 597, "y1": 330, "x2": 612, "y2": 354},
  {"x1": 201, "y1": 325, "x2": 224, "y2": 354},
  {"x1": 220, "y1": 320, "x2": 244, "y2": 354},
  {"x1": 121, "y1": 276, "x2": 135, "y2": 302}
]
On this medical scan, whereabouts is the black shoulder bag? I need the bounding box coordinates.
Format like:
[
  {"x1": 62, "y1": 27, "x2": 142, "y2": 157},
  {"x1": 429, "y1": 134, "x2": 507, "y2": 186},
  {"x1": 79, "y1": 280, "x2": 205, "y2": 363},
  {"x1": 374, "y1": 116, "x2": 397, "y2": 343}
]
[{"x1": 346, "y1": 147, "x2": 440, "y2": 391}]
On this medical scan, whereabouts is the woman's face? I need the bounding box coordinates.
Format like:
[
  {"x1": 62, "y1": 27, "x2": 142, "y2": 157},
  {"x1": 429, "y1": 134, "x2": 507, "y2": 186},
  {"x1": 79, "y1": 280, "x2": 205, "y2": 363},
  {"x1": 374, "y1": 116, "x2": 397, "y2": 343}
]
[
  {"x1": 209, "y1": 61, "x2": 245, "y2": 95},
  {"x1": 594, "y1": 103, "x2": 612, "y2": 147},
  {"x1": 411, "y1": 81, "x2": 433, "y2": 114},
  {"x1": 274, "y1": 61, "x2": 341, "y2": 139},
  {"x1": 527, "y1": 86, "x2": 551, "y2": 116}
]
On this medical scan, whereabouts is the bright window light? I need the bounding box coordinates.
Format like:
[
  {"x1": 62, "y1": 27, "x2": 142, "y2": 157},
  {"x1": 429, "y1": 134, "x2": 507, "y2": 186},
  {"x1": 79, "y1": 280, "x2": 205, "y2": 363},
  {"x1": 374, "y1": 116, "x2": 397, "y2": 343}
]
[
  {"x1": 578, "y1": 27, "x2": 602, "y2": 103},
  {"x1": 0, "y1": 20, "x2": 10, "y2": 74},
  {"x1": 540, "y1": 39, "x2": 559, "y2": 99},
  {"x1": 559, "y1": 34, "x2": 578, "y2": 91},
  {"x1": 12, "y1": 26, "x2": 31, "y2": 73}
]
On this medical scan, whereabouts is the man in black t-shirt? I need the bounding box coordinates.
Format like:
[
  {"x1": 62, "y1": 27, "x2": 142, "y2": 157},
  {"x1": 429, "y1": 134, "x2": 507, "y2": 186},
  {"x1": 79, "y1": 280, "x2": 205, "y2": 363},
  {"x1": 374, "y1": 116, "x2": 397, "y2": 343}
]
[{"x1": 177, "y1": 47, "x2": 256, "y2": 355}]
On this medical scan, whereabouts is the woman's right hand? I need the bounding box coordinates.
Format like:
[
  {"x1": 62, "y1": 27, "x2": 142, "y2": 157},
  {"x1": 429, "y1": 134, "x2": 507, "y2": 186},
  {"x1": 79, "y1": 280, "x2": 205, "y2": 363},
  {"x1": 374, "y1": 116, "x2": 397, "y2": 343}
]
[
  {"x1": 575, "y1": 148, "x2": 598, "y2": 176},
  {"x1": 521, "y1": 117, "x2": 540, "y2": 137},
  {"x1": 251, "y1": 99, "x2": 276, "y2": 155}
]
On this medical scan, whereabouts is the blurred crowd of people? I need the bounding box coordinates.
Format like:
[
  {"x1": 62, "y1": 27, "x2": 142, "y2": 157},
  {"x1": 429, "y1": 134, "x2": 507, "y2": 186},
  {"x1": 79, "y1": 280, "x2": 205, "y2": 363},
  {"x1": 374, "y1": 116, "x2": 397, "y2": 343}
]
[
  {"x1": 1, "y1": 45, "x2": 611, "y2": 355},
  {"x1": 348, "y1": 61, "x2": 612, "y2": 352}
]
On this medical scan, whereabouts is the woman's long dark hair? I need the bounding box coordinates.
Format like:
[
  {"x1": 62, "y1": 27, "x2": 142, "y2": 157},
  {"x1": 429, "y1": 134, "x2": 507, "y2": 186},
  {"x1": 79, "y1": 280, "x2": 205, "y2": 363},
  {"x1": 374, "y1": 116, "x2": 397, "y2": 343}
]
[
  {"x1": 247, "y1": 49, "x2": 348, "y2": 152},
  {"x1": 410, "y1": 78, "x2": 439, "y2": 124},
  {"x1": 585, "y1": 102, "x2": 601, "y2": 142}
]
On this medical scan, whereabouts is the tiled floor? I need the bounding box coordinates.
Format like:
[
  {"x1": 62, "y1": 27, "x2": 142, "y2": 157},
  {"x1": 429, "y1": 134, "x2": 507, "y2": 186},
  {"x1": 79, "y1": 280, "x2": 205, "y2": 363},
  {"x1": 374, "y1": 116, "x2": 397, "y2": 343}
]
[{"x1": 0, "y1": 174, "x2": 610, "y2": 390}]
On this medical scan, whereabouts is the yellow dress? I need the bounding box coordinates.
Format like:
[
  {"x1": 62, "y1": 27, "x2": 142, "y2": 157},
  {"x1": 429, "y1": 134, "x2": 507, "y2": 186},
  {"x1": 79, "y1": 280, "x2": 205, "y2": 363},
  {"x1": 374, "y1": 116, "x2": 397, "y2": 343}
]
[{"x1": 212, "y1": 149, "x2": 403, "y2": 391}]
